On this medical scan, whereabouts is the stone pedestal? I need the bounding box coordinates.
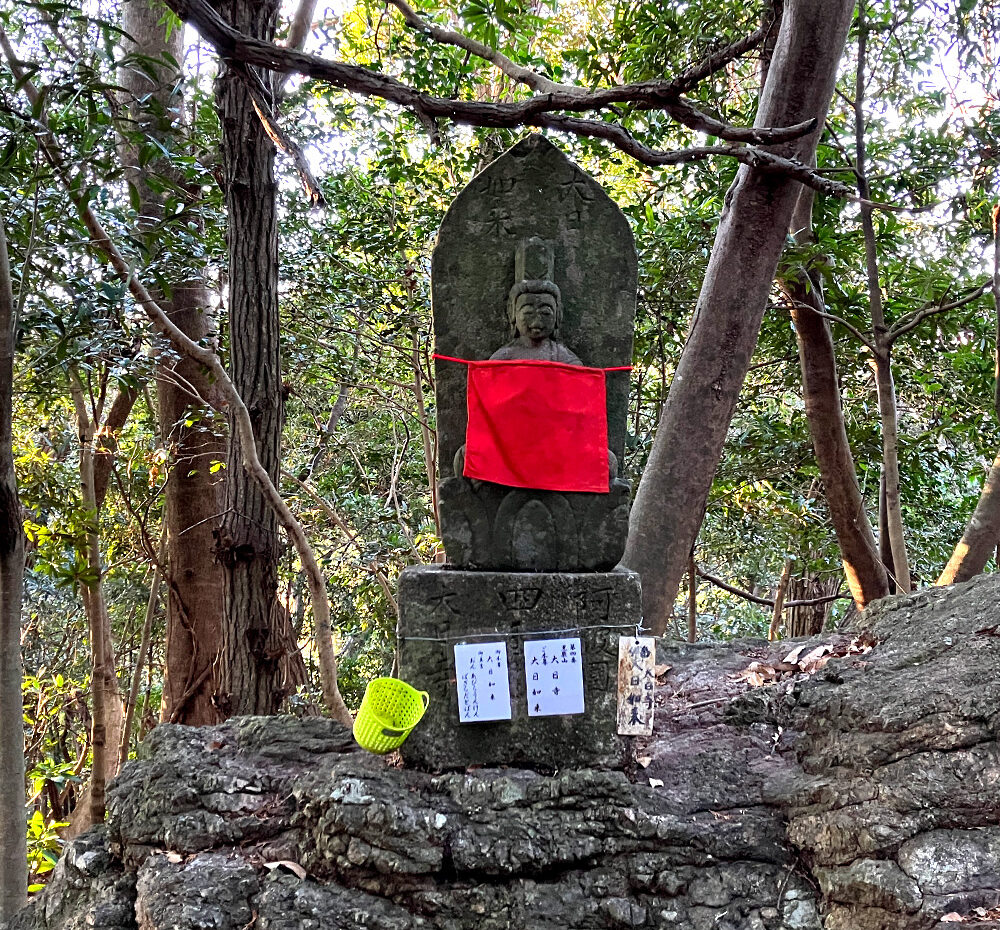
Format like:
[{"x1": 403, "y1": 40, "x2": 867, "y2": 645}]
[{"x1": 397, "y1": 565, "x2": 641, "y2": 771}]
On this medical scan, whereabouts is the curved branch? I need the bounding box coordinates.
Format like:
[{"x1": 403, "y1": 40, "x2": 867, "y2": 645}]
[
  {"x1": 163, "y1": 0, "x2": 814, "y2": 145},
  {"x1": 887, "y1": 279, "x2": 992, "y2": 344},
  {"x1": 781, "y1": 295, "x2": 876, "y2": 352},
  {"x1": 385, "y1": 0, "x2": 578, "y2": 97},
  {"x1": 696, "y1": 565, "x2": 848, "y2": 609}
]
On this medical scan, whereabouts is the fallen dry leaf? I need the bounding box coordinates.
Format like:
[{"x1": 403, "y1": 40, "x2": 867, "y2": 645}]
[
  {"x1": 648, "y1": 778, "x2": 664, "y2": 788},
  {"x1": 796, "y1": 644, "x2": 835, "y2": 673},
  {"x1": 733, "y1": 661, "x2": 780, "y2": 687},
  {"x1": 636, "y1": 756, "x2": 652, "y2": 768},
  {"x1": 782, "y1": 644, "x2": 809, "y2": 665},
  {"x1": 165, "y1": 851, "x2": 183, "y2": 864},
  {"x1": 264, "y1": 860, "x2": 307, "y2": 880},
  {"x1": 849, "y1": 631, "x2": 877, "y2": 654},
  {"x1": 940, "y1": 914, "x2": 964, "y2": 922}
]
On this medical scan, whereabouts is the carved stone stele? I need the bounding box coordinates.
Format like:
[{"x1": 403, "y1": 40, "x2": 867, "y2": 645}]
[{"x1": 433, "y1": 135, "x2": 638, "y2": 571}]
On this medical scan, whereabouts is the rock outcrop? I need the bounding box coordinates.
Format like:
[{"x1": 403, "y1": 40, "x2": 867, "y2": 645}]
[{"x1": 7, "y1": 575, "x2": 1000, "y2": 929}]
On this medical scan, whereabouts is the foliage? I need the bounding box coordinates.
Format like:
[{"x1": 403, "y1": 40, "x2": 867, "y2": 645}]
[{"x1": 2, "y1": 0, "x2": 1000, "y2": 890}]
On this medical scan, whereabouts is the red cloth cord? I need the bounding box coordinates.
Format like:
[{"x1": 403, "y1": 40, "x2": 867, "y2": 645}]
[{"x1": 434, "y1": 354, "x2": 632, "y2": 372}]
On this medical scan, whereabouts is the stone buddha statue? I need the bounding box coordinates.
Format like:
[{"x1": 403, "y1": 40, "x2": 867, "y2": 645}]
[
  {"x1": 490, "y1": 280, "x2": 582, "y2": 365},
  {"x1": 456, "y1": 236, "x2": 618, "y2": 484},
  {"x1": 432, "y1": 139, "x2": 636, "y2": 573},
  {"x1": 490, "y1": 237, "x2": 582, "y2": 365}
]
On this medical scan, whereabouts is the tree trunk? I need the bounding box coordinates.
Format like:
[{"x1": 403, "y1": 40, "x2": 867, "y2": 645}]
[
  {"x1": 789, "y1": 295, "x2": 888, "y2": 608},
  {"x1": 0, "y1": 204, "x2": 27, "y2": 922},
  {"x1": 785, "y1": 569, "x2": 838, "y2": 637},
  {"x1": 214, "y1": 0, "x2": 289, "y2": 716},
  {"x1": 853, "y1": 3, "x2": 911, "y2": 595},
  {"x1": 783, "y1": 183, "x2": 888, "y2": 610},
  {"x1": 768, "y1": 556, "x2": 792, "y2": 641},
  {"x1": 623, "y1": 0, "x2": 856, "y2": 632},
  {"x1": 68, "y1": 373, "x2": 124, "y2": 828},
  {"x1": 157, "y1": 283, "x2": 226, "y2": 724},
  {"x1": 878, "y1": 473, "x2": 897, "y2": 593},
  {"x1": 938, "y1": 204, "x2": 1000, "y2": 586},
  {"x1": 873, "y1": 351, "x2": 911, "y2": 592},
  {"x1": 120, "y1": 0, "x2": 227, "y2": 726},
  {"x1": 938, "y1": 449, "x2": 1000, "y2": 585}
]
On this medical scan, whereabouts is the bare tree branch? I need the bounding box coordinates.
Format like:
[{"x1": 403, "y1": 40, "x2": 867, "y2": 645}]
[
  {"x1": 782, "y1": 296, "x2": 877, "y2": 352},
  {"x1": 887, "y1": 279, "x2": 992, "y2": 343},
  {"x1": 283, "y1": 470, "x2": 398, "y2": 618},
  {"x1": 697, "y1": 565, "x2": 848, "y2": 609},
  {"x1": 163, "y1": 0, "x2": 815, "y2": 145},
  {"x1": 157, "y1": 1, "x2": 931, "y2": 213}
]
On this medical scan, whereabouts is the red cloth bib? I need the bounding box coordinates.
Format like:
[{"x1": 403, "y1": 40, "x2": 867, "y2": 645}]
[{"x1": 461, "y1": 359, "x2": 610, "y2": 494}]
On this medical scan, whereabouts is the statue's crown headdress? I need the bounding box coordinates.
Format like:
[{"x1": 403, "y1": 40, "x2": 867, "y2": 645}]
[{"x1": 507, "y1": 237, "x2": 561, "y2": 328}]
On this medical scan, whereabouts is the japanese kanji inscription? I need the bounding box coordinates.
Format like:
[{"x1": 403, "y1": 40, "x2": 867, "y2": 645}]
[
  {"x1": 454, "y1": 641, "x2": 513, "y2": 723},
  {"x1": 524, "y1": 637, "x2": 585, "y2": 717},
  {"x1": 616, "y1": 636, "x2": 656, "y2": 736}
]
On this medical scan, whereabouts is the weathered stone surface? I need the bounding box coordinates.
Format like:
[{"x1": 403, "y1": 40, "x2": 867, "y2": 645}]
[
  {"x1": 433, "y1": 134, "x2": 636, "y2": 570},
  {"x1": 437, "y1": 478, "x2": 632, "y2": 572},
  {"x1": 135, "y1": 854, "x2": 258, "y2": 930},
  {"x1": 11, "y1": 574, "x2": 1000, "y2": 930},
  {"x1": 815, "y1": 859, "x2": 923, "y2": 913},
  {"x1": 3, "y1": 828, "x2": 134, "y2": 930},
  {"x1": 396, "y1": 564, "x2": 638, "y2": 770}
]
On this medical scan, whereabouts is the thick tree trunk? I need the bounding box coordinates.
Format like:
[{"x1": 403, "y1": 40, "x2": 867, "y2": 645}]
[
  {"x1": 156, "y1": 283, "x2": 226, "y2": 724},
  {"x1": 623, "y1": 0, "x2": 856, "y2": 631},
  {"x1": 120, "y1": 1, "x2": 227, "y2": 726},
  {"x1": 0, "y1": 206, "x2": 27, "y2": 922},
  {"x1": 214, "y1": 0, "x2": 289, "y2": 716}
]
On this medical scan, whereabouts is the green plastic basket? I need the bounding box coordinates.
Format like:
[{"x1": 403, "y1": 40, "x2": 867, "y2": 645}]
[{"x1": 353, "y1": 677, "x2": 429, "y2": 754}]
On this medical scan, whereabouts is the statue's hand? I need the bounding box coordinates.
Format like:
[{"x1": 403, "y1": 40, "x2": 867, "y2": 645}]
[{"x1": 454, "y1": 445, "x2": 483, "y2": 490}]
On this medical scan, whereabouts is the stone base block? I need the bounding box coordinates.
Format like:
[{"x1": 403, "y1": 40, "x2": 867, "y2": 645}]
[{"x1": 396, "y1": 565, "x2": 641, "y2": 771}]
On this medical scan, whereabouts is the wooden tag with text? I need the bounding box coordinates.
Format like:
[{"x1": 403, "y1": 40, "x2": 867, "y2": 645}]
[{"x1": 617, "y1": 636, "x2": 656, "y2": 736}]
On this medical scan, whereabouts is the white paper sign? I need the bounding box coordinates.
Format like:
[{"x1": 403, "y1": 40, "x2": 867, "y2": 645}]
[
  {"x1": 524, "y1": 637, "x2": 585, "y2": 716},
  {"x1": 454, "y1": 641, "x2": 512, "y2": 722}
]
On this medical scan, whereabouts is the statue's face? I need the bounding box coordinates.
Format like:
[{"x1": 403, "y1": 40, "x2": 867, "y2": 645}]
[{"x1": 514, "y1": 293, "x2": 557, "y2": 342}]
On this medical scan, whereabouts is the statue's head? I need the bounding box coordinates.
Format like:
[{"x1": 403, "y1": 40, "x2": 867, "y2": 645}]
[
  {"x1": 507, "y1": 237, "x2": 562, "y2": 340},
  {"x1": 508, "y1": 279, "x2": 562, "y2": 340}
]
